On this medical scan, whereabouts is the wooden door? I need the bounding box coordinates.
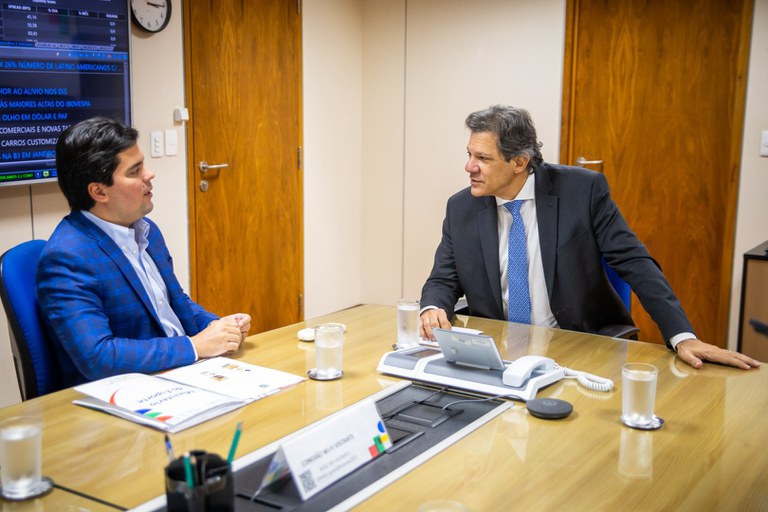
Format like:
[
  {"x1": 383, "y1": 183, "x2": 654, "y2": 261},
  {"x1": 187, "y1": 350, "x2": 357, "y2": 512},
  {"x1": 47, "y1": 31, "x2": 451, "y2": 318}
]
[
  {"x1": 183, "y1": 0, "x2": 303, "y2": 332},
  {"x1": 561, "y1": 0, "x2": 752, "y2": 345}
]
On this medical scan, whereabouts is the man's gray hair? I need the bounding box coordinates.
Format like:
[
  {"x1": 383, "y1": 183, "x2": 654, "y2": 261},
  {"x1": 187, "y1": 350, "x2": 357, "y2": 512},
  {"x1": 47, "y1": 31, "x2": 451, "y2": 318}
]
[{"x1": 465, "y1": 105, "x2": 543, "y2": 170}]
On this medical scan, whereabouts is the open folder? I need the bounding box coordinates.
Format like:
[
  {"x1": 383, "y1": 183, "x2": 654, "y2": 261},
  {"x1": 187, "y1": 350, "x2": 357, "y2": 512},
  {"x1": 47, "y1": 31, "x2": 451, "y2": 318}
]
[{"x1": 73, "y1": 357, "x2": 306, "y2": 433}]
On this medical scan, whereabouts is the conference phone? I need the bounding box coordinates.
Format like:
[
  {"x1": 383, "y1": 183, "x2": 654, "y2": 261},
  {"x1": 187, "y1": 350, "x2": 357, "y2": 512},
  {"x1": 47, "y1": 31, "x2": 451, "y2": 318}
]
[{"x1": 377, "y1": 328, "x2": 613, "y2": 400}]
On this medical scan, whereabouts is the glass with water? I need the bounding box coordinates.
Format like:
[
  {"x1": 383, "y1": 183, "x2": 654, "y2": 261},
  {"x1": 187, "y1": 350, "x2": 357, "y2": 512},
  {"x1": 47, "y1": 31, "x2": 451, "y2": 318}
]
[
  {"x1": 621, "y1": 363, "x2": 662, "y2": 429},
  {"x1": 311, "y1": 323, "x2": 343, "y2": 380},
  {"x1": 396, "y1": 299, "x2": 420, "y2": 348},
  {"x1": 0, "y1": 417, "x2": 52, "y2": 500}
]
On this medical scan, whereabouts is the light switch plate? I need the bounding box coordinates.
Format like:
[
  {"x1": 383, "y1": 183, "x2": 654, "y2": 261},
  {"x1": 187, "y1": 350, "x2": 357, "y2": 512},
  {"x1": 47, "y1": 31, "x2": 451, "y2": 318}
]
[
  {"x1": 164, "y1": 129, "x2": 178, "y2": 156},
  {"x1": 150, "y1": 130, "x2": 163, "y2": 158},
  {"x1": 761, "y1": 130, "x2": 768, "y2": 157}
]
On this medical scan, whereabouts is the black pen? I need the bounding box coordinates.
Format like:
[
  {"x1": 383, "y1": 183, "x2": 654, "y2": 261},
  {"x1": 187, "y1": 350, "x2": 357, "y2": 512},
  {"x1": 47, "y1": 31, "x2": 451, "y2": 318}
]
[{"x1": 164, "y1": 434, "x2": 175, "y2": 463}]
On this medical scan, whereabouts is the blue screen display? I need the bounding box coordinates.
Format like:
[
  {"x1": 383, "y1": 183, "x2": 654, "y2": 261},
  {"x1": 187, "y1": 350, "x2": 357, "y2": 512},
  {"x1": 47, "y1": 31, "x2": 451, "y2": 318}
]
[{"x1": 0, "y1": 0, "x2": 131, "y2": 187}]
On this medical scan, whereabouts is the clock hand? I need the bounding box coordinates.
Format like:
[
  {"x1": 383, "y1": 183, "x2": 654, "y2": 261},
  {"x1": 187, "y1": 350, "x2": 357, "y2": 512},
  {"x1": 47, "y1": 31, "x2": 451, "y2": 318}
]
[{"x1": 147, "y1": 1, "x2": 164, "y2": 7}]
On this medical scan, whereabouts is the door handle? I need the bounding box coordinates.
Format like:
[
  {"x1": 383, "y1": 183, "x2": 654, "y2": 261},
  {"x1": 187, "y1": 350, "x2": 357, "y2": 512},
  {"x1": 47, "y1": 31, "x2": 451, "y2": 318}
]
[
  {"x1": 575, "y1": 156, "x2": 603, "y2": 166},
  {"x1": 199, "y1": 161, "x2": 229, "y2": 174}
]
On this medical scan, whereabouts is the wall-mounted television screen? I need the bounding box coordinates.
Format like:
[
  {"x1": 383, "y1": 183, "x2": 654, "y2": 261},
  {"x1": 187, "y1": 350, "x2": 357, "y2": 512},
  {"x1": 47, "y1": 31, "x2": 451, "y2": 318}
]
[{"x1": 0, "y1": 0, "x2": 131, "y2": 187}]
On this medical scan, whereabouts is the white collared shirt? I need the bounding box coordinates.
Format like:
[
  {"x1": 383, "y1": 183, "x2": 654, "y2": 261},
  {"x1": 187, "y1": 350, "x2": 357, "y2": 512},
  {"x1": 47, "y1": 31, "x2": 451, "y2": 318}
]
[
  {"x1": 81, "y1": 210, "x2": 187, "y2": 338},
  {"x1": 496, "y1": 173, "x2": 558, "y2": 328}
]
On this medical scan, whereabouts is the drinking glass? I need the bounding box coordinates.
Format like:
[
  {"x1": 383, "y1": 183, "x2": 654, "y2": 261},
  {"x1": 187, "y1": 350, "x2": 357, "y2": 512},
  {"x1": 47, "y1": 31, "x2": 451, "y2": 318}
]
[
  {"x1": 396, "y1": 299, "x2": 420, "y2": 348},
  {"x1": 621, "y1": 363, "x2": 662, "y2": 429},
  {"x1": 0, "y1": 416, "x2": 52, "y2": 500},
  {"x1": 310, "y1": 323, "x2": 343, "y2": 380}
]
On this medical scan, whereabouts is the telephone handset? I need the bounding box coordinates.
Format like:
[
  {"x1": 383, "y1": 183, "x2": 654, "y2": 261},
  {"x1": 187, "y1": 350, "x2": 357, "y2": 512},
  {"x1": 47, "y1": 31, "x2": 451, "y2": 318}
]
[
  {"x1": 502, "y1": 355, "x2": 614, "y2": 392},
  {"x1": 502, "y1": 355, "x2": 556, "y2": 388}
]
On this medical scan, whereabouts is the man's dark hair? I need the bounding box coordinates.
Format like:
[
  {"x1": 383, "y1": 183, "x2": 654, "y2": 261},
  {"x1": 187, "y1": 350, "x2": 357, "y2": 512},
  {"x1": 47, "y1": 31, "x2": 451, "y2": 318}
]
[
  {"x1": 465, "y1": 105, "x2": 544, "y2": 170},
  {"x1": 55, "y1": 117, "x2": 139, "y2": 210}
]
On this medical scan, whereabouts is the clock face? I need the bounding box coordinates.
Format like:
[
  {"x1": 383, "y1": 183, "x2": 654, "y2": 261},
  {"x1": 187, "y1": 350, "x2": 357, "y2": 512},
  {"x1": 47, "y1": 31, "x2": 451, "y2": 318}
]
[{"x1": 131, "y1": 0, "x2": 172, "y2": 33}]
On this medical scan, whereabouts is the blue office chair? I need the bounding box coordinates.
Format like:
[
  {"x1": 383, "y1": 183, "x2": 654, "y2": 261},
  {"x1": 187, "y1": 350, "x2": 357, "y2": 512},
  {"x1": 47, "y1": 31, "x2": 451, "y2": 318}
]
[
  {"x1": 599, "y1": 258, "x2": 640, "y2": 340},
  {"x1": 602, "y1": 258, "x2": 631, "y2": 311},
  {"x1": 0, "y1": 240, "x2": 62, "y2": 400}
]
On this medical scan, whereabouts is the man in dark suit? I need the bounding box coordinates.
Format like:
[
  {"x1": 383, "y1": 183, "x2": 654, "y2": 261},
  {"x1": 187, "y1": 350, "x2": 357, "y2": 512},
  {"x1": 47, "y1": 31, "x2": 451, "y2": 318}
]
[
  {"x1": 420, "y1": 105, "x2": 758, "y2": 370},
  {"x1": 37, "y1": 118, "x2": 252, "y2": 387}
]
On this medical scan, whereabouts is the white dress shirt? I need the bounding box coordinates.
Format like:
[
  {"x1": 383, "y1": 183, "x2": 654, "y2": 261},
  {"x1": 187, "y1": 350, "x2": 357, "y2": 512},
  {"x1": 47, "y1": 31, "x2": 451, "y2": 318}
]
[{"x1": 496, "y1": 173, "x2": 558, "y2": 328}]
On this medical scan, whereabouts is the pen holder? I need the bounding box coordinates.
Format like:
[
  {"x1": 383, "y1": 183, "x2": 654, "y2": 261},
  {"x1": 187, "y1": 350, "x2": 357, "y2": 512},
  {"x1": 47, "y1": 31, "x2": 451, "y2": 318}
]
[{"x1": 166, "y1": 450, "x2": 234, "y2": 512}]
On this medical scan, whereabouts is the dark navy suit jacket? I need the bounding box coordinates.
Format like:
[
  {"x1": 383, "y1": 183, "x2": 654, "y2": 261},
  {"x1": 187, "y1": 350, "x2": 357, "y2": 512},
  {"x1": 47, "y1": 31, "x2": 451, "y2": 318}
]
[
  {"x1": 36, "y1": 210, "x2": 218, "y2": 387},
  {"x1": 420, "y1": 163, "x2": 693, "y2": 342}
]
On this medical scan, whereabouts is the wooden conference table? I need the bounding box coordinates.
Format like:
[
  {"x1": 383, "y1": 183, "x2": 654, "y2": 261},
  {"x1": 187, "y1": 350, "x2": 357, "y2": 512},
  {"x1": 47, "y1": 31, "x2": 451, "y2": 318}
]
[{"x1": 1, "y1": 304, "x2": 766, "y2": 511}]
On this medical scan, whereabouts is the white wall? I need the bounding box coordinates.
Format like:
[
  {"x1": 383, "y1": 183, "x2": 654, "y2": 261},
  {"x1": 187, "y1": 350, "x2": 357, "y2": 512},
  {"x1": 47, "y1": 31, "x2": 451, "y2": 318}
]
[
  {"x1": 302, "y1": 0, "x2": 365, "y2": 319},
  {"x1": 360, "y1": 0, "x2": 407, "y2": 305},
  {"x1": 399, "y1": 0, "x2": 566, "y2": 300},
  {"x1": 358, "y1": 0, "x2": 566, "y2": 307},
  {"x1": 728, "y1": 0, "x2": 768, "y2": 348}
]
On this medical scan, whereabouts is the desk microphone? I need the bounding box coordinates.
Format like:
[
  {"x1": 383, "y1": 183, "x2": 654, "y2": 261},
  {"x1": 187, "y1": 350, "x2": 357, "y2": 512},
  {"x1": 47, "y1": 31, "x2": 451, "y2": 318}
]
[{"x1": 526, "y1": 398, "x2": 573, "y2": 420}]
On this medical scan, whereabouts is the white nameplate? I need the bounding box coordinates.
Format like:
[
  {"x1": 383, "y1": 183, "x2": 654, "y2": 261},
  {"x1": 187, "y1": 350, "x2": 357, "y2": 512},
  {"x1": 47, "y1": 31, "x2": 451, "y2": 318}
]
[{"x1": 258, "y1": 398, "x2": 392, "y2": 501}]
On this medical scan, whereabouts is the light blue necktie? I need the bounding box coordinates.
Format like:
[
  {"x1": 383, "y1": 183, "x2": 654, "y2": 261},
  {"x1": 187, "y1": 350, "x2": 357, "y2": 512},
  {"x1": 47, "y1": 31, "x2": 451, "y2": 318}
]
[{"x1": 504, "y1": 200, "x2": 531, "y2": 324}]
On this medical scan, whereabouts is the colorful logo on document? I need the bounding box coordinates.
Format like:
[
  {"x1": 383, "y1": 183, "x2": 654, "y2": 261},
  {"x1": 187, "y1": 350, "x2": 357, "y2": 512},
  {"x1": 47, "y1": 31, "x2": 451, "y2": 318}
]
[
  {"x1": 367, "y1": 420, "x2": 391, "y2": 458},
  {"x1": 109, "y1": 390, "x2": 173, "y2": 423}
]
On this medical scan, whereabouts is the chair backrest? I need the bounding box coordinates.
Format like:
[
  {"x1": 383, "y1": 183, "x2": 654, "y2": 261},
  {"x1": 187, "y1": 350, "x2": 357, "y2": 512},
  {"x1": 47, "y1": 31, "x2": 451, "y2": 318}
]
[
  {"x1": 0, "y1": 240, "x2": 62, "y2": 400},
  {"x1": 601, "y1": 257, "x2": 631, "y2": 311}
]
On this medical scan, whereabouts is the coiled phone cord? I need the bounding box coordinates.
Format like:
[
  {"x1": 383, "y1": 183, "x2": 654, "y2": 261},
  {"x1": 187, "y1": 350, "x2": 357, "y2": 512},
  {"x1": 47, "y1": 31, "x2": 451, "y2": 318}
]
[{"x1": 560, "y1": 366, "x2": 614, "y2": 392}]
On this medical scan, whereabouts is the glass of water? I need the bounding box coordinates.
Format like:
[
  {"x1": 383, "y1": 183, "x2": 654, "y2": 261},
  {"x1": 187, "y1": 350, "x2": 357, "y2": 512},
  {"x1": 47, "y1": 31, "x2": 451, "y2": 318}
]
[
  {"x1": 310, "y1": 323, "x2": 344, "y2": 380},
  {"x1": 0, "y1": 416, "x2": 52, "y2": 500},
  {"x1": 621, "y1": 363, "x2": 663, "y2": 430},
  {"x1": 396, "y1": 299, "x2": 420, "y2": 348}
]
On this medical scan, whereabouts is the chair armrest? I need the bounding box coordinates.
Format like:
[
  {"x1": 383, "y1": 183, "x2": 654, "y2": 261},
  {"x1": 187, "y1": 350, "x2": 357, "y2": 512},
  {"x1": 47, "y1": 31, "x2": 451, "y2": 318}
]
[
  {"x1": 598, "y1": 324, "x2": 640, "y2": 340},
  {"x1": 453, "y1": 297, "x2": 469, "y2": 316}
]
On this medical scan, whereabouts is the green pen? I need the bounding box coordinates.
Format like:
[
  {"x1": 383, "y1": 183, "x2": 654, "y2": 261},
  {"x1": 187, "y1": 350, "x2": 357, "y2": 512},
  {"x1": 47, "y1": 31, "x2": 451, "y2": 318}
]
[
  {"x1": 227, "y1": 421, "x2": 243, "y2": 464},
  {"x1": 183, "y1": 452, "x2": 195, "y2": 488}
]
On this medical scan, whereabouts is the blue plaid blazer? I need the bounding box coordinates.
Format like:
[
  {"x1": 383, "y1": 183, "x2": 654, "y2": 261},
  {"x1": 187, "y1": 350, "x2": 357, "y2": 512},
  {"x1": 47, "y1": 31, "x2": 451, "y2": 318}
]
[{"x1": 36, "y1": 210, "x2": 218, "y2": 387}]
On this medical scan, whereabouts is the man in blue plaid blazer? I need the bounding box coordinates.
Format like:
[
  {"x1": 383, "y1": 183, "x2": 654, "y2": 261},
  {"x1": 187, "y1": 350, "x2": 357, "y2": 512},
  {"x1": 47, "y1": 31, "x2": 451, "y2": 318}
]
[{"x1": 37, "y1": 118, "x2": 251, "y2": 387}]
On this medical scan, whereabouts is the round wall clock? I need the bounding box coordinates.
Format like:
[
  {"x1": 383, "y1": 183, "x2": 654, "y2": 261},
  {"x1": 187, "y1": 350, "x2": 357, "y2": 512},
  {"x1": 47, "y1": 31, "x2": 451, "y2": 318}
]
[{"x1": 131, "y1": 0, "x2": 172, "y2": 33}]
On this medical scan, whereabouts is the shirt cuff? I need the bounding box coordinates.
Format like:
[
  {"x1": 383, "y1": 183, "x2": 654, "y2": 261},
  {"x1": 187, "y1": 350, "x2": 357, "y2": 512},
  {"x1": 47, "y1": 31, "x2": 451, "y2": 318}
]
[
  {"x1": 187, "y1": 336, "x2": 199, "y2": 361},
  {"x1": 669, "y1": 332, "x2": 697, "y2": 351},
  {"x1": 419, "y1": 305, "x2": 439, "y2": 315}
]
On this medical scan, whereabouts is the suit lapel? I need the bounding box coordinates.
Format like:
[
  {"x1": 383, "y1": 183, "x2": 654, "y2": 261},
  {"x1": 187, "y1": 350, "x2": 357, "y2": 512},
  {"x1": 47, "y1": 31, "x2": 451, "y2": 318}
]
[
  {"x1": 68, "y1": 211, "x2": 164, "y2": 329},
  {"x1": 477, "y1": 198, "x2": 504, "y2": 318},
  {"x1": 144, "y1": 227, "x2": 196, "y2": 334},
  {"x1": 145, "y1": 230, "x2": 175, "y2": 294},
  {"x1": 535, "y1": 167, "x2": 558, "y2": 298}
]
